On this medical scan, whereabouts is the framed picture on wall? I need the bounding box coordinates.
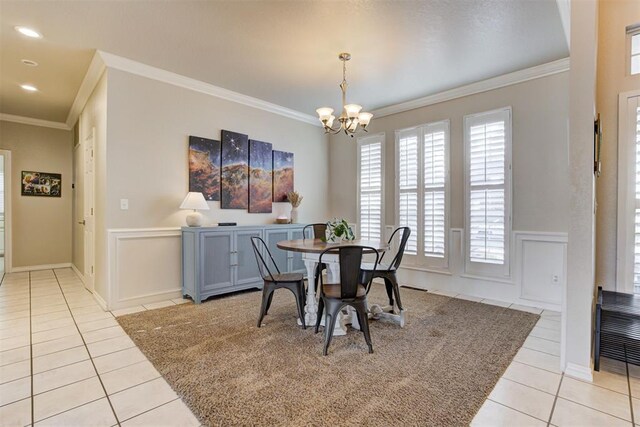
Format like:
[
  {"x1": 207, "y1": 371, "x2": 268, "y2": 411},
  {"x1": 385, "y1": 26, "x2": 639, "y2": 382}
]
[
  {"x1": 272, "y1": 150, "x2": 294, "y2": 202},
  {"x1": 21, "y1": 171, "x2": 62, "y2": 197},
  {"x1": 188, "y1": 136, "x2": 221, "y2": 201},
  {"x1": 221, "y1": 130, "x2": 249, "y2": 209},
  {"x1": 248, "y1": 140, "x2": 273, "y2": 213}
]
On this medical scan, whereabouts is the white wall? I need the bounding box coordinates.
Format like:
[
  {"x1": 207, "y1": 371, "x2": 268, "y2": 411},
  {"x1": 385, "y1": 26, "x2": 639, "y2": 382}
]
[
  {"x1": 328, "y1": 72, "x2": 569, "y2": 308},
  {"x1": 564, "y1": 0, "x2": 598, "y2": 381}
]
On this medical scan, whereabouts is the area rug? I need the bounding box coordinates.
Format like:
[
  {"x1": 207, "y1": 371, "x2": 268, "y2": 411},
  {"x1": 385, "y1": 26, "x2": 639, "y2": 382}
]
[{"x1": 117, "y1": 286, "x2": 539, "y2": 426}]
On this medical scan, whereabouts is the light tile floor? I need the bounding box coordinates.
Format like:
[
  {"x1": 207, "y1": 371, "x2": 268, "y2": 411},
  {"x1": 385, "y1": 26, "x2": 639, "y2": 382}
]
[
  {"x1": 0, "y1": 270, "x2": 633, "y2": 426},
  {"x1": 0, "y1": 268, "x2": 199, "y2": 427}
]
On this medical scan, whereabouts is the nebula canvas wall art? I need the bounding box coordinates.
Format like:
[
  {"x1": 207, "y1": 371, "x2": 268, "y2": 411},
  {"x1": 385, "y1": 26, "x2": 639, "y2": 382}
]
[
  {"x1": 248, "y1": 140, "x2": 273, "y2": 213},
  {"x1": 188, "y1": 136, "x2": 220, "y2": 201},
  {"x1": 221, "y1": 130, "x2": 249, "y2": 209},
  {"x1": 272, "y1": 150, "x2": 294, "y2": 202}
]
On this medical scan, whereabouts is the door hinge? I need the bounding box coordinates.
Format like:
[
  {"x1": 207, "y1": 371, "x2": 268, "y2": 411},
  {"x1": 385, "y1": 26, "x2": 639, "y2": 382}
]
[
  {"x1": 91, "y1": 208, "x2": 93, "y2": 215},
  {"x1": 91, "y1": 266, "x2": 94, "y2": 274}
]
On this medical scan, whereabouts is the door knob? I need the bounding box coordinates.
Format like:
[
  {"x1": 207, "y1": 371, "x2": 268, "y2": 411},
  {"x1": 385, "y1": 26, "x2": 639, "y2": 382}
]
[{"x1": 78, "y1": 220, "x2": 86, "y2": 225}]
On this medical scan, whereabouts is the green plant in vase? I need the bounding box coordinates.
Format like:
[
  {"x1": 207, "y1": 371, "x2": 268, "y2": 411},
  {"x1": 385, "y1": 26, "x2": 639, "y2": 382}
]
[{"x1": 325, "y1": 218, "x2": 355, "y2": 243}]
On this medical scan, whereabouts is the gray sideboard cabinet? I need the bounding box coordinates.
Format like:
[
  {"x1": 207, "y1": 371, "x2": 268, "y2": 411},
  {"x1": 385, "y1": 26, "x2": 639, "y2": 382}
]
[{"x1": 182, "y1": 225, "x2": 305, "y2": 303}]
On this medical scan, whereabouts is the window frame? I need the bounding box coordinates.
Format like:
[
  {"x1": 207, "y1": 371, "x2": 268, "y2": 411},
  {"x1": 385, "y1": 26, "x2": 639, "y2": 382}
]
[
  {"x1": 395, "y1": 120, "x2": 450, "y2": 270},
  {"x1": 357, "y1": 132, "x2": 385, "y2": 242},
  {"x1": 463, "y1": 107, "x2": 512, "y2": 279},
  {"x1": 616, "y1": 90, "x2": 640, "y2": 294},
  {"x1": 627, "y1": 24, "x2": 640, "y2": 76}
]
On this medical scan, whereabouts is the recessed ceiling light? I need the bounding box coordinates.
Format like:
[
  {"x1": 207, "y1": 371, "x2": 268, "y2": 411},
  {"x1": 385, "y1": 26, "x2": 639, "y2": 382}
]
[
  {"x1": 15, "y1": 26, "x2": 42, "y2": 39},
  {"x1": 21, "y1": 59, "x2": 38, "y2": 67},
  {"x1": 20, "y1": 84, "x2": 38, "y2": 92}
]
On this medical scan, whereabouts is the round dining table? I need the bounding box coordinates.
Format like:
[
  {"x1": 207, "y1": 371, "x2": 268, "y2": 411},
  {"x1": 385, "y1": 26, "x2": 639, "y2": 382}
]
[{"x1": 277, "y1": 238, "x2": 389, "y2": 336}]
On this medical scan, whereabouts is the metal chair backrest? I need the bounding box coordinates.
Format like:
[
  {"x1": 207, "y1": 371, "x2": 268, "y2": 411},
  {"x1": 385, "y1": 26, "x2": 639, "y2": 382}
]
[
  {"x1": 383, "y1": 227, "x2": 411, "y2": 271},
  {"x1": 319, "y1": 245, "x2": 379, "y2": 299},
  {"x1": 303, "y1": 223, "x2": 327, "y2": 240},
  {"x1": 250, "y1": 236, "x2": 280, "y2": 282}
]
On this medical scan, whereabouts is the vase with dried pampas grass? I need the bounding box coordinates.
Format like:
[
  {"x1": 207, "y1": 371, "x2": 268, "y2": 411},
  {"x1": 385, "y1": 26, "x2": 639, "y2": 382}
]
[{"x1": 287, "y1": 191, "x2": 303, "y2": 223}]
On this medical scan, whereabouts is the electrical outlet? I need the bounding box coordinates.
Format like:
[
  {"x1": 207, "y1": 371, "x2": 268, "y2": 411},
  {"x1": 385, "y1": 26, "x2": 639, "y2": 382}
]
[
  {"x1": 120, "y1": 199, "x2": 129, "y2": 210},
  {"x1": 552, "y1": 275, "x2": 559, "y2": 283}
]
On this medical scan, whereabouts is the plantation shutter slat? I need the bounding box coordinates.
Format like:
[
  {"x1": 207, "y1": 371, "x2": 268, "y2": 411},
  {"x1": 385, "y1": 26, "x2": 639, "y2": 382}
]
[
  {"x1": 423, "y1": 127, "x2": 446, "y2": 258},
  {"x1": 398, "y1": 130, "x2": 419, "y2": 254},
  {"x1": 359, "y1": 137, "x2": 383, "y2": 241},
  {"x1": 468, "y1": 118, "x2": 506, "y2": 264}
]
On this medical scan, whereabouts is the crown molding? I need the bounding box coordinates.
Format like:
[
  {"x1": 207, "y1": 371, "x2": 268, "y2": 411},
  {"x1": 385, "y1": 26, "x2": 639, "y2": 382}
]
[
  {"x1": 65, "y1": 51, "x2": 107, "y2": 128},
  {"x1": 0, "y1": 113, "x2": 70, "y2": 130},
  {"x1": 372, "y1": 57, "x2": 570, "y2": 119},
  {"x1": 96, "y1": 51, "x2": 321, "y2": 127}
]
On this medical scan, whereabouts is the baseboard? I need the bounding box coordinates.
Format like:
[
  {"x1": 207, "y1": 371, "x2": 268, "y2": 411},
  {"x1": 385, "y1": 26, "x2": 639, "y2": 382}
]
[
  {"x1": 11, "y1": 263, "x2": 72, "y2": 273},
  {"x1": 92, "y1": 291, "x2": 108, "y2": 311},
  {"x1": 564, "y1": 362, "x2": 593, "y2": 382},
  {"x1": 111, "y1": 289, "x2": 182, "y2": 311},
  {"x1": 71, "y1": 264, "x2": 86, "y2": 285}
]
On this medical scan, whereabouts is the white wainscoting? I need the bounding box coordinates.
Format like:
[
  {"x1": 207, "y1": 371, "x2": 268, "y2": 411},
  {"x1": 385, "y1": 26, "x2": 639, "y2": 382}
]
[
  {"x1": 395, "y1": 228, "x2": 566, "y2": 311},
  {"x1": 107, "y1": 228, "x2": 182, "y2": 310}
]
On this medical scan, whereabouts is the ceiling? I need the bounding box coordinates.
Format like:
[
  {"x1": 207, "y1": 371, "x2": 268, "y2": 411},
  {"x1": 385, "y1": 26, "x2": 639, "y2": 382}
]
[{"x1": 0, "y1": 0, "x2": 568, "y2": 124}]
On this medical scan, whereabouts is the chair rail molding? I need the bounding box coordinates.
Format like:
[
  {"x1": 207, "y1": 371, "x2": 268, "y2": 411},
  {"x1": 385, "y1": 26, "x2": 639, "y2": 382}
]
[
  {"x1": 396, "y1": 228, "x2": 566, "y2": 311},
  {"x1": 107, "y1": 227, "x2": 183, "y2": 310}
]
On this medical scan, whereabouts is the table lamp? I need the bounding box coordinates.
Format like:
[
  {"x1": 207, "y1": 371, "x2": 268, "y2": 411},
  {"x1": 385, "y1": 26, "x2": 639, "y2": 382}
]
[{"x1": 180, "y1": 192, "x2": 210, "y2": 227}]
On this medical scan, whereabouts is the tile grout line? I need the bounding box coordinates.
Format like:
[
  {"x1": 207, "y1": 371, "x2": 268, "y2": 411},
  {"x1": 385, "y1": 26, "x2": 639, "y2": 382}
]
[
  {"x1": 117, "y1": 397, "x2": 182, "y2": 424},
  {"x1": 625, "y1": 349, "x2": 635, "y2": 425},
  {"x1": 50, "y1": 269, "x2": 122, "y2": 427},
  {"x1": 485, "y1": 398, "x2": 551, "y2": 424},
  {"x1": 29, "y1": 271, "x2": 34, "y2": 427},
  {"x1": 546, "y1": 373, "x2": 563, "y2": 426}
]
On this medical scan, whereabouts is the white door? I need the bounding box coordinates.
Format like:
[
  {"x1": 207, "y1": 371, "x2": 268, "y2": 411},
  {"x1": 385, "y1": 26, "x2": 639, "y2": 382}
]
[{"x1": 83, "y1": 129, "x2": 96, "y2": 292}]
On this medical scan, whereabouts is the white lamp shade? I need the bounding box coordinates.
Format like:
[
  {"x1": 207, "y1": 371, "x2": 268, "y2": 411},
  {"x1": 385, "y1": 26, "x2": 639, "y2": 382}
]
[
  {"x1": 180, "y1": 192, "x2": 210, "y2": 210},
  {"x1": 316, "y1": 107, "x2": 334, "y2": 121},
  {"x1": 344, "y1": 104, "x2": 362, "y2": 118},
  {"x1": 358, "y1": 112, "x2": 373, "y2": 126}
]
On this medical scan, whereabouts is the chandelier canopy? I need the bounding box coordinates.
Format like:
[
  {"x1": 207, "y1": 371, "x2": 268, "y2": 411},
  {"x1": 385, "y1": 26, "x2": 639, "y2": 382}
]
[{"x1": 316, "y1": 53, "x2": 372, "y2": 137}]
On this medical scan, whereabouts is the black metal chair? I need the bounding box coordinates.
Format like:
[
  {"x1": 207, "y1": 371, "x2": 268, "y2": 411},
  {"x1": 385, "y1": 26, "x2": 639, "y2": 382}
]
[
  {"x1": 314, "y1": 245, "x2": 379, "y2": 355},
  {"x1": 250, "y1": 237, "x2": 306, "y2": 329},
  {"x1": 303, "y1": 223, "x2": 327, "y2": 240},
  {"x1": 303, "y1": 223, "x2": 328, "y2": 290},
  {"x1": 361, "y1": 227, "x2": 411, "y2": 312}
]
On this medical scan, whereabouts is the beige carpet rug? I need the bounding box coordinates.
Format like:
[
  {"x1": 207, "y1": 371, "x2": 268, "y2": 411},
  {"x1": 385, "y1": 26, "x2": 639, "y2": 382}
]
[{"x1": 117, "y1": 286, "x2": 539, "y2": 426}]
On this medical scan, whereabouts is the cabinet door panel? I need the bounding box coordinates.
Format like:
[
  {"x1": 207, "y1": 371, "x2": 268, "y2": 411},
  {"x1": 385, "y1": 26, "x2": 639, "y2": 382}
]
[
  {"x1": 201, "y1": 232, "x2": 233, "y2": 291},
  {"x1": 290, "y1": 228, "x2": 306, "y2": 274},
  {"x1": 235, "y1": 229, "x2": 263, "y2": 285},
  {"x1": 265, "y1": 230, "x2": 289, "y2": 272}
]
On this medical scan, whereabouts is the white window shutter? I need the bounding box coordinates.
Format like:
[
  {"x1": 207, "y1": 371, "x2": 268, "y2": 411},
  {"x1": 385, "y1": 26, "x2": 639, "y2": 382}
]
[
  {"x1": 398, "y1": 130, "x2": 419, "y2": 255},
  {"x1": 465, "y1": 108, "x2": 511, "y2": 276},
  {"x1": 423, "y1": 128, "x2": 446, "y2": 258},
  {"x1": 358, "y1": 135, "x2": 384, "y2": 241}
]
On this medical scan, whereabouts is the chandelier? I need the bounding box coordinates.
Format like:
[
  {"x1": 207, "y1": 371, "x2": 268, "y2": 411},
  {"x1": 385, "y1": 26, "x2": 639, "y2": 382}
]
[{"x1": 316, "y1": 53, "x2": 372, "y2": 137}]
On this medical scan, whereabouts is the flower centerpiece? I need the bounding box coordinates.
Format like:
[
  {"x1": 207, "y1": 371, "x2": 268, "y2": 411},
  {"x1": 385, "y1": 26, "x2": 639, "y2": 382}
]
[
  {"x1": 325, "y1": 218, "x2": 355, "y2": 243},
  {"x1": 287, "y1": 191, "x2": 303, "y2": 223}
]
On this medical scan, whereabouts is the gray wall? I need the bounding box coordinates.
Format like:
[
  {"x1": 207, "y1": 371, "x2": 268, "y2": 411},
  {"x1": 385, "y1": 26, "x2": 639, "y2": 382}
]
[
  {"x1": 105, "y1": 68, "x2": 329, "y2": 229},
  {"x1": 328, "y1": 72, "x2": 570, "y2": 234},
  {"x1": 0, "y1": 120, "x2": 74, "y2": 268}
]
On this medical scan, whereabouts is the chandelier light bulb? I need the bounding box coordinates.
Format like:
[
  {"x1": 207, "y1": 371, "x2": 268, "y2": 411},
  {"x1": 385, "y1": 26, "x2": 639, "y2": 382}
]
[
  {"x1": 358, "y1": 112, "x2": 373, "y2": 127},
  {"x1": 316, "y1": 107, "x2": 334, "y2": 122},
  {"x1": 344, "y1": 104, "x2": 362, "y2": 119}
]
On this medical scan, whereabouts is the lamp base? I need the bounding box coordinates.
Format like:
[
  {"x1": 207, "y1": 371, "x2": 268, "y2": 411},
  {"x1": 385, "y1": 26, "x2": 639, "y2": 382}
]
[{"x1": 186, "y1": 211, "x2": 204, "y2": 227}]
